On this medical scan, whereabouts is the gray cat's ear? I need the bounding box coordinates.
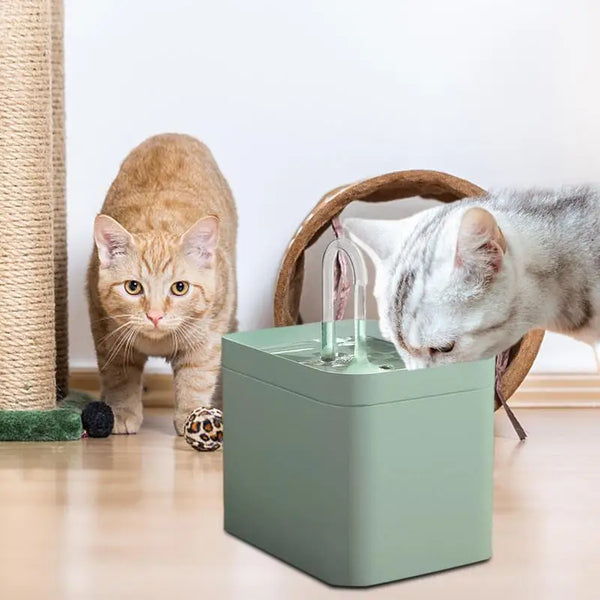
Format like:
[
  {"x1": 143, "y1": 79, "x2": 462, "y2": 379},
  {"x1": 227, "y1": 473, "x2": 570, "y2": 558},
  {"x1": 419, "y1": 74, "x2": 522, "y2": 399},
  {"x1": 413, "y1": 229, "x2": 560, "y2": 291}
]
[
  {"x1": 342, "y1": 218, "x2": 410, "y2": 264},
  {"x1": 181, "y1": 215, "x2": 219, "y2": 268},
  {"x1": 455, "y1": 207, "x2": 506, "y2": 278},
  {"x1": 94, "y1": 215, "x2": 134, "y2": 267}
]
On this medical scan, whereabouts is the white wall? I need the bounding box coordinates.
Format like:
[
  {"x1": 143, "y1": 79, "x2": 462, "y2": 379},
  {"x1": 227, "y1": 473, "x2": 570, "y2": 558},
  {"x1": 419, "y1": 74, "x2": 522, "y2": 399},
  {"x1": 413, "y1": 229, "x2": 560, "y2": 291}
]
[{"x1": 65, "y1": 0, "x2": 600, "y2": 373}]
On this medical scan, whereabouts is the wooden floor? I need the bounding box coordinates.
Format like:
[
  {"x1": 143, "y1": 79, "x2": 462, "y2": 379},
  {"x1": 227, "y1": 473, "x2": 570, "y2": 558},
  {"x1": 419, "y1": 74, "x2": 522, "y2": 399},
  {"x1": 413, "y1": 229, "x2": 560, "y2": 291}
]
[{"x1": 1, "y1": 408, "x2": 599, "y2": 600}]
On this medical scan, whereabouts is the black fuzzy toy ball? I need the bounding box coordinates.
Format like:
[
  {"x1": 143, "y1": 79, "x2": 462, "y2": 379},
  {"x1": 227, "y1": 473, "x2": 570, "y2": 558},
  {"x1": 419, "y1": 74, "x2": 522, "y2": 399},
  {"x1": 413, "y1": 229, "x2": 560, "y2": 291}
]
[{"x1": 81, "y1": 401, "x2": 114, "y2": 438}]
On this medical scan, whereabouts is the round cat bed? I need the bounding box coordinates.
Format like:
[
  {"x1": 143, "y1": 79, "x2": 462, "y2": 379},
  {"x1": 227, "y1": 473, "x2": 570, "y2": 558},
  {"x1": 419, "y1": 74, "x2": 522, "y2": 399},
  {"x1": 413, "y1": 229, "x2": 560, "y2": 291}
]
[{"x1": 273, "y1": 169, "x2": 544, "y2": 406}]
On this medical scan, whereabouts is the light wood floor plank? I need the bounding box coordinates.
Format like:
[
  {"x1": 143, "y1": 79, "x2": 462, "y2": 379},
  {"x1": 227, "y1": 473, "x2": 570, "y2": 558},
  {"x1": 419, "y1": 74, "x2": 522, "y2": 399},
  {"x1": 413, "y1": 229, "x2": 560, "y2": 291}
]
[{"x1": 1, "y1": 408, "x2": 599, "y2": 599}]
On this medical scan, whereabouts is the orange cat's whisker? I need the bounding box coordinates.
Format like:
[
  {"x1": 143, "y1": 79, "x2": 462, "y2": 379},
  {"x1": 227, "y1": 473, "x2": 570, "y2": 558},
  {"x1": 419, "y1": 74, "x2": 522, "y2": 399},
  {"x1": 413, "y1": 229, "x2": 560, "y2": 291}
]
[
  {"x1": 91, "y1": 313, "x2": 132, "y2": 324},
  {"x1": 97, "y1": 321, "x2": 134, "y2": 345},
  {"x1": 102, "y1": 326, "x2": 136, "y2": 371}
]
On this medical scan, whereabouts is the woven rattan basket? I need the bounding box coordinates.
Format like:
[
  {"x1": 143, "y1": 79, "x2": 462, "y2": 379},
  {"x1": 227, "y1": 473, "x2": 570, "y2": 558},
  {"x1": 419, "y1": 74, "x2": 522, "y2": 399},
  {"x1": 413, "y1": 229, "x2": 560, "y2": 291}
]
[{"x1": 273, "y1": 169, "x2": 544, "y2": 405}]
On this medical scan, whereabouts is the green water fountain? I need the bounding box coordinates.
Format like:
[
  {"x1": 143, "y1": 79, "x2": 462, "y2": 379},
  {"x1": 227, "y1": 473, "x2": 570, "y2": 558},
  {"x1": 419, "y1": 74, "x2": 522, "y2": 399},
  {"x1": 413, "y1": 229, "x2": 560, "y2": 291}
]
[{"x1": 223, "y1": 238, "x2": 495, "y2": 587}]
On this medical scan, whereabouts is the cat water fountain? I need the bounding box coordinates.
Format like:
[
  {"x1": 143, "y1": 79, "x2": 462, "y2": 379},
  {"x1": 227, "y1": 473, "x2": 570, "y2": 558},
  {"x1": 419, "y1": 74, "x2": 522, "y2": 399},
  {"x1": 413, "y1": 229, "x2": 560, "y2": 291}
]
[{"x1": 223, "y1": 238, "x2": 495, "y2": 587}]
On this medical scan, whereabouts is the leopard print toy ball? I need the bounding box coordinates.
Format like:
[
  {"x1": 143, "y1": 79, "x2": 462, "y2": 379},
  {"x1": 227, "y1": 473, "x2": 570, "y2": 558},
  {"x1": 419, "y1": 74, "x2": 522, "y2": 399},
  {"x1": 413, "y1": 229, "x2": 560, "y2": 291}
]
[{"x1": 183, "y1": 407, "x2": 223, "y2": 451}]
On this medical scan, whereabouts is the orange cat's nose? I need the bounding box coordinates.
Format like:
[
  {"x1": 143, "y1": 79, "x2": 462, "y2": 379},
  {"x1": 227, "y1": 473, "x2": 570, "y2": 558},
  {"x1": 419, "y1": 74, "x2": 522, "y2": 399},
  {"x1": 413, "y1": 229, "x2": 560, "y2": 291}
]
[{"x1": 146, "y1": 310, "x2": 164, "y2": 327}]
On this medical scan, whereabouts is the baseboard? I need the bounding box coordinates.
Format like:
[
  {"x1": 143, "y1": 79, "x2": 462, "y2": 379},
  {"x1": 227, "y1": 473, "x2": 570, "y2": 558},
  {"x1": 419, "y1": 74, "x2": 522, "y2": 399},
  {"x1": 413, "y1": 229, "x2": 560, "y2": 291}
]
[
  {"x1": 70, "y1": 369, "x2": 174, "y2": 408},
  {"x1": 69, "y1": 369, "x2": 600, "y2": 409},
  {"x1": 511, "y1": 374, "x2": 600, "y2": 408}
]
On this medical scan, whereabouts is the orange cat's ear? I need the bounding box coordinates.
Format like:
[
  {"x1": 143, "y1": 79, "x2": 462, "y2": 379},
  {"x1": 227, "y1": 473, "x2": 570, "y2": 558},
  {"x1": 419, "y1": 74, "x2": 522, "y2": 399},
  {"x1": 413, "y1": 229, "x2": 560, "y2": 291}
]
[
  {"x1": 94, "y1": 214, "x2": 134, "y2": 267},
  {"x1": 181, "y1": 215, "x2": 219, "y2": 268}
]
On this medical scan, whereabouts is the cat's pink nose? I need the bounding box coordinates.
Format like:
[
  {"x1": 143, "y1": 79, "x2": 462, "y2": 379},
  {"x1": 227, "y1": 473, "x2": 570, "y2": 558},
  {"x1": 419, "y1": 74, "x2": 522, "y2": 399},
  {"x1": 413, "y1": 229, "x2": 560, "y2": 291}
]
[{"x1": 146, "y1": 310, "x2": 164, "y2": 327}]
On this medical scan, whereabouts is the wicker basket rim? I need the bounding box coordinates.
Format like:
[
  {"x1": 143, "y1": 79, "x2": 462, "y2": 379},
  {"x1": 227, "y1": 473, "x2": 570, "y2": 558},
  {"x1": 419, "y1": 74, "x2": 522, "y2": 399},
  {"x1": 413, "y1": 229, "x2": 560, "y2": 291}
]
[{"x1": 273, "y1": 169, "x2": 544, "y2": 402}]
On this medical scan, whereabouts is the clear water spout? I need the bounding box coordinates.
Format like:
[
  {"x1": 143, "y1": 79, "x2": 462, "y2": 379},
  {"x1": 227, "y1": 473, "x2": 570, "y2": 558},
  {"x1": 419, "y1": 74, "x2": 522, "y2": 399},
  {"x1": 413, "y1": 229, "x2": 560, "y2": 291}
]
[{"x1": 321, "y1": 238, "x2": 368, "y2": 364}]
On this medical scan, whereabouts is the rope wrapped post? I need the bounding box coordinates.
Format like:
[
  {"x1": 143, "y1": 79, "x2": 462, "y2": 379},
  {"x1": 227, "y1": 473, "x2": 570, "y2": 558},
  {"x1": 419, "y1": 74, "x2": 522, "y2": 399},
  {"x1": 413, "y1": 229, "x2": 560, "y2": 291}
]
[
  {"x1": 0, "y1": 0, "x2": 81, "y2": 440},
  {"x1": 0, "y1": 0, "x2": 56, "y2": 411},
  {"x1": 51, "y1": 0, "x2": 69, "y2": 399}
]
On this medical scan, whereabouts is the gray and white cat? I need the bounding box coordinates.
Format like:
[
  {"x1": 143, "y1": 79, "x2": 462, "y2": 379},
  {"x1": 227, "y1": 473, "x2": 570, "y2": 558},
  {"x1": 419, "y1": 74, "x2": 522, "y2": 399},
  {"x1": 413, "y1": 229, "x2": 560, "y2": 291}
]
[{"x1": 344, "y1": 186, "x2": 600, "y2": 370}]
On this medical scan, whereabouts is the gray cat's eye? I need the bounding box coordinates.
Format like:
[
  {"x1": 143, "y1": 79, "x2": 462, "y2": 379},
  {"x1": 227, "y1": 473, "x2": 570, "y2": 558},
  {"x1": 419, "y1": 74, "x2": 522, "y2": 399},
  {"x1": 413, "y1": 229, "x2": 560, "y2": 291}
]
[{"x1": 432, "y1": 342, "x2": 455, "y2": 354}]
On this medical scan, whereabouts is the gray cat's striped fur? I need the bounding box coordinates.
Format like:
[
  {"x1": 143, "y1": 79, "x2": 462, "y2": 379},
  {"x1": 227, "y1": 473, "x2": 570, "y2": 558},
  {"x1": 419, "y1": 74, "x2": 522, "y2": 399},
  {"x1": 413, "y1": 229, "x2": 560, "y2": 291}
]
[{"x1": 344, "y1": 186, "x2": 600, "y2": 369}]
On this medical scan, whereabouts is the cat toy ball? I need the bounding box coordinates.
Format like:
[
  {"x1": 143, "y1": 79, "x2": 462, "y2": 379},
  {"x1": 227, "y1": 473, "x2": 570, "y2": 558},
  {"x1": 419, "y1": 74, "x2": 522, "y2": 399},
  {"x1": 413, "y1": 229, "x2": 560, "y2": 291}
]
[
  {"x1": 184, "y1": 407, "x2": 223, "y2": 451},
  {"x1": 81, "y1": 401, "x2": 114, "y2": 438},
  {"x1": 57, "y1": 392, "x2": 115, "y2": 439}
]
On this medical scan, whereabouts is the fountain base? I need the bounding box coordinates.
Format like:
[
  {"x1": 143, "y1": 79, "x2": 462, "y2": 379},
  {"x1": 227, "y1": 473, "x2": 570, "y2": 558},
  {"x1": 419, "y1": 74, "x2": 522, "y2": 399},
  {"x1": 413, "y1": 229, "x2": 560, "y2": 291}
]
[{"x1": 223, "y1": 319, "x2": 495, "y2": 587}]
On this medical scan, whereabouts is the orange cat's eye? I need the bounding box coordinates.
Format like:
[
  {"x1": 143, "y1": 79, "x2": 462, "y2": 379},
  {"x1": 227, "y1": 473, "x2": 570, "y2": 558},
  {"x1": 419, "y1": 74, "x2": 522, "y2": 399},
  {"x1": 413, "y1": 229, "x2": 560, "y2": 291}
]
[
  {"x1": 170, "y1": 281, "x2": 189, "y2": 296},
  {"x1": 124, "y1": 280, "x2": 143, "y2": 295}
]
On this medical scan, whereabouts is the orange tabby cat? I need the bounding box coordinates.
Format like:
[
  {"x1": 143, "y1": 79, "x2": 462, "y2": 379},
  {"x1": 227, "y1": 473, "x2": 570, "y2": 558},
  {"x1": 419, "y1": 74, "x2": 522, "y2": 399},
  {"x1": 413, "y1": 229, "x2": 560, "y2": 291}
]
[{"x1": 87, "y1": 133, "x2": 237, "y2": 434}]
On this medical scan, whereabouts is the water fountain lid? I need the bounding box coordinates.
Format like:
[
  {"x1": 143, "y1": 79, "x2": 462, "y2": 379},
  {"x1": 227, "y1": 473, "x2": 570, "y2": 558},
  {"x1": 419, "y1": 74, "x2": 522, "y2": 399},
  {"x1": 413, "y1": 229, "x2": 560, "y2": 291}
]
[{"x1": 273, "y1": 169, "x2": 544, "y2": 406}]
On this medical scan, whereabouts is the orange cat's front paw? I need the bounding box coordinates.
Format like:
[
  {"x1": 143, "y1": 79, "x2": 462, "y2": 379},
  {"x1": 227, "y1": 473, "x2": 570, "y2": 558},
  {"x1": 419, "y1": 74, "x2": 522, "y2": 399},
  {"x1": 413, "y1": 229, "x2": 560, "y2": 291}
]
[
  {"x1": 112, "y1": 410, "x2": 143, "y2": 434},
  {"x1": 173, "y1": 411, "x2": 187, "y2": 436}
]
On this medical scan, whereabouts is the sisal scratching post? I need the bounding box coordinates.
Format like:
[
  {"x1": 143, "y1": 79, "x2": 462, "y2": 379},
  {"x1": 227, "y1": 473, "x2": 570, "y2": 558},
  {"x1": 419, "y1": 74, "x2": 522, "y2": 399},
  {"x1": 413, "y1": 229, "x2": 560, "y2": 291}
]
[
  {"x1": 0, "y1": 0, "x2": 56, "y2": 410},
  {"x1": 0, "y1": 0, "x2": 81, "y2": 441},
  {"x1": 51, "y1": 0, "x2": 69, "y2": 400}
]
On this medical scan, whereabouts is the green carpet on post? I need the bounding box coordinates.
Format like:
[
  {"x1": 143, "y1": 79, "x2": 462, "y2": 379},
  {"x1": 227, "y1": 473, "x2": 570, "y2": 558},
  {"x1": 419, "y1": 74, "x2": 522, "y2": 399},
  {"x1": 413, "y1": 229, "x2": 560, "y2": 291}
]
[{"x1": 0, "y1": 391, "x2": 97, "y2": 441}]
